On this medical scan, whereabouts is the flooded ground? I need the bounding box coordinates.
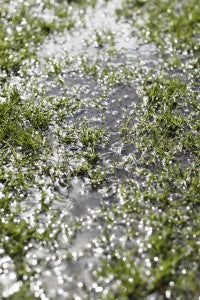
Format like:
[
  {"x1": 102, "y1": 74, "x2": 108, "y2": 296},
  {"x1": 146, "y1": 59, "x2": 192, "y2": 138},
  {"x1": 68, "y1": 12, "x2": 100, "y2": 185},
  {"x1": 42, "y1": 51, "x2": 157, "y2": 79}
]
[{"x1": 0, "y1": 0, "x2": 199, "y2": 299}]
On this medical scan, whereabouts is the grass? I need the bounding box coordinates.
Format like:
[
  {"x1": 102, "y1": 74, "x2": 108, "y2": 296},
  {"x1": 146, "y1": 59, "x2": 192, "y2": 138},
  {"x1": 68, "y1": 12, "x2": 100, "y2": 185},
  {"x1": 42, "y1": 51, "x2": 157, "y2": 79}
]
[
  {"x1": 96, "y1": 163, "x2": 200, "y2": 299},
  {"x1": 0, "y1": 2, "x2": 73, "y2": 73},
  {"x1": 0, "y1": 0, "x2": 96, "y2": 74},
  {"x1": 136, "y1": 76, "x2": 200, "y2": 159},
  {"x1": 0, "y1": 0, "x2": 199, "y2": 299},
  {"x1": 116, "y1": 0, "x2": 200, "y2": 51},
  {"x1": 0, "y1": 86, "x2": 51, "y2": 154}
]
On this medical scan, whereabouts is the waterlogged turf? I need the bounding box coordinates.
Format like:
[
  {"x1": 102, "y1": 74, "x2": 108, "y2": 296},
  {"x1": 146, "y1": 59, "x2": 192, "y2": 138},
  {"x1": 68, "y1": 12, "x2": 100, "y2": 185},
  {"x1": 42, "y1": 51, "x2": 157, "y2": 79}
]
[{"x1": 0, "y1": 0, "x2": 199, "y2": 299}]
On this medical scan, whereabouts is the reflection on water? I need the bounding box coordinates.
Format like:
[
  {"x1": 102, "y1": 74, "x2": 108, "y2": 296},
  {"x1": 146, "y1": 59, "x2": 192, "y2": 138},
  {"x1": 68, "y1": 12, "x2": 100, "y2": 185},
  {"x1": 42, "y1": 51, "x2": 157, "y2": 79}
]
[{"x1": 0, "y1": 250, "x2": 22, "y2": 298}]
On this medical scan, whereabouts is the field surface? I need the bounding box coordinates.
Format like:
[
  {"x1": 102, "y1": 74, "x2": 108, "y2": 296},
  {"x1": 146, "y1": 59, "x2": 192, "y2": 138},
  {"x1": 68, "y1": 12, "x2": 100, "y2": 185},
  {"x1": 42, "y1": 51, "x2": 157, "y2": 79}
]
[{"x1": 0, "y1": 0, "x2": 199, "y2": 299}]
